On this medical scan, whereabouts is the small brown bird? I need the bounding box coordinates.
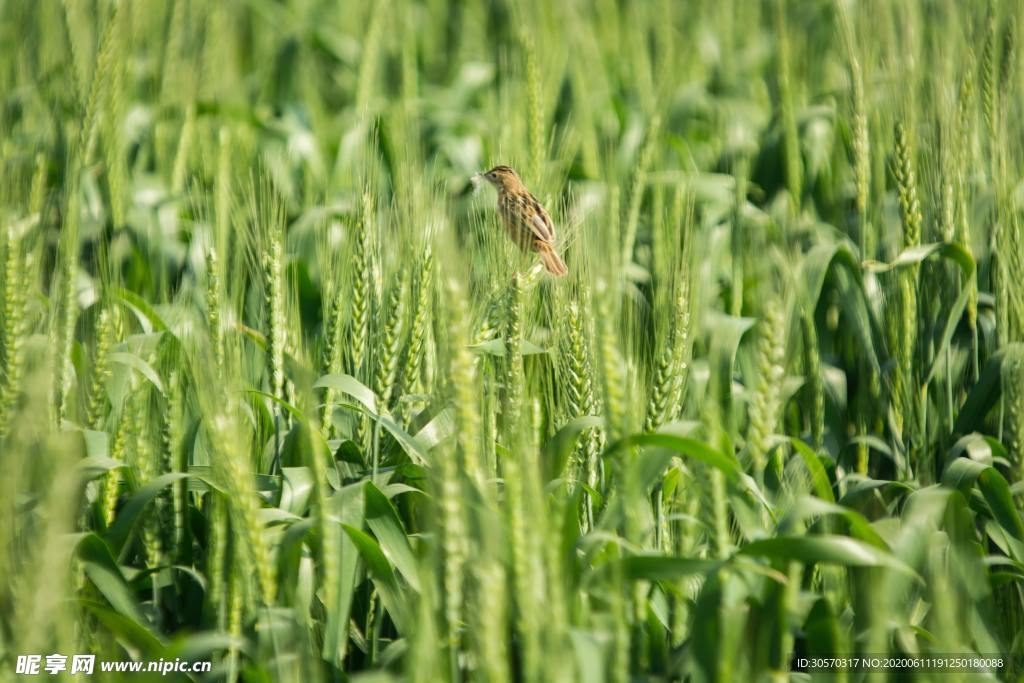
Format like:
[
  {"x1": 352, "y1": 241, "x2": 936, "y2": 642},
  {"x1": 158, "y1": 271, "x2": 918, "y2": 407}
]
[{"x1": 478, "y1": 165, "x2": 568, "y2": 276}]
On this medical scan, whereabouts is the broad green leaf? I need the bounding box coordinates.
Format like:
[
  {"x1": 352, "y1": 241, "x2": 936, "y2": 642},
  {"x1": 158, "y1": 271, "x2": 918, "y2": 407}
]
[
  {"x1": 845, "y1": 435, "x2": 894, "y2": 460},
  {"x1": 955, "y1": 345, "x2": 1023, "y2": 434},
  {"x1": 375, "y1": 413, "x2": 432, "y2": 465},
  {"x1": 247, "y1": 389, "x2": 306, "y2": 422},
  {"x1": 316, "y1": 374, "x2": 430, "y2": 464},
  {"x1": 127, "y1": 564, "x2": 208, "y2": 594},
  {"x1": 789, "y1": 438, "x2": 835, "y2": 503},
  {"x1": 570, "y1": 630, "x2": 609, "y2": 683},
  {"x1": 801, "y1": 240, "x2": 880, "y2": 372},
  {"x1": 921, "y1": 246, "x2": 976, "y2": 386},
  {"x1": 114, "y1": 287, "x2": 169, "y2": 333},
  {"x1": 108, "y1": 351, "x2": 165, "y2": 395},
  {"x1": 467, "y1": 338, "x2": 547, "y2": 356},
  {"x1": 839, "y1": 475, "x2": 915, "y2": 505},
  {"x1": 943, "y1": 459, "x2": 1024, "y2": 544},
  {"x1": 604, "y1": 433, "x2": 741, "y2": 484},
  {"x1": 280, "y1": 466, "x2": 315, "y2": 516},
  {"x1": 620, "y1": 555, "x2": 720, "y2": 581},
  {"x1": 105, "y1": 472, "x2": 191, "y2": 557},
  {"x1": 738, "y1": 535, "x2": 919, "y2": 578},
  {"x1": 81, "y1": 429, "x2": 109, "y2": 459},
  {"x1": 167, "y1": 632, "x2": 246, "y2": 661},
  {"x1": 316, "y1": 373, "x2": 378, "y2": 414},
  {"x1": 864, "y1": 242, "x2": 976, "y2": 387},
  {"x1": 185, "y1": 466, "x2": 277, "y2": 495},
  {"x1": 782, "y1": 496, "x2": 888, "y2": 549},
  {"x1": 946, "y1": 433, "x2": 1004, "y2": 467},
  {"x1": 705, "y1": 313, "x2": 757, "y2": 401},
  {"x1": 862, "y1": 242, "x2": 964, "y2": 273},
  {"x1": 280, "y1": 466, "x2": 314, "y2": 515},
  {"x1": 333, "y1": 439, "x2": 366, "y2": 467},
  {"x1": 76, "y1": 534, "x2": 147, "y2": 624},
  {"x1": 803, "y1": 598, "x2": 844, "y2": 664},
  {"x1": 277, "y1": 518, "x2": 315, "y2": 598},
  {"x1": 413, "y1": 408, "x2": 455, "y2": 451},
  {"x1": 364, "y1": 481, "x2": 420, "y2": 592},
  {"x1": 81, "y1": 602, "x2": 166, "y2": 658},
  {"x1": 342, "y1": 525, "x2": 413, "y2": 632},
  {"x1": 324, "y1": 483, "x2": 365, "y2": 665},
  {"x1": 545, "y1": 415, "x2": 603, "y2": 483},
  {"x1": 77, "y1": 455, "x2": 126, "y2": 481}
]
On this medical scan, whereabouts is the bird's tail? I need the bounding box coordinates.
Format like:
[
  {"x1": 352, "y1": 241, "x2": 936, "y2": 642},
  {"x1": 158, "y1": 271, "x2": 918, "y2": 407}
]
[{"x1": 536, "y1": 241, "x2": 568, "y2": 277}]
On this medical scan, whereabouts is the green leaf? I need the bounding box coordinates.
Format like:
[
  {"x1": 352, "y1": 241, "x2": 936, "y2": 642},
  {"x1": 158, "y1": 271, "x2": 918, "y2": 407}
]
[
  {"x1": 316, "y1": 374, "x2": 431, "y2": 464},
  {"x1": 77, "y1": 455, "x2": 126, "y2": 481},
  {"x1": 789, "y1": 438, "x2": 835, "y2": 503},
  {"x1": 620, "y1": 555, "x2": 720, "y2": 581},
  {"x1": 955, "y1": 345, "x2": 1023, "y2": 434},
  {"x1": 107, "y1": 351, "x2": 165, "y2": 395},
  {"x1": 104, "y1": 473, "x2": 191, "y2": 557},
  {"x1": 801, "y1": 240, "x2": 880, "y2": 372},
  {"x1": 570, "y1": 630, "x2": 609, "y2": 683},
  {"x1": 76, "y1": 534, "x2": 147, "y2": 625},
  {"x1": 738, "y1": 535, "x2": 919, "y2": 578},
  {"x1": 333, "y1": 439, "x2": 366, "y2": 467},
  {"x1": 247, "y1": 389, "x2": 306, "y2": 422},
  {"x1": 921, "y1": 246, "x2": 976, "y2": 386},
  {"x1": 81, "y1": 602, "x2": 166, "y2": 658},
  {"x1": 782, "y1": 496, "x2": 888, "y2": 549},
  {"x1": 705, "y1": 313, "x2": 757, "y2": 406},
  {"x1": 315, "y1": 373, "x2": 379, "y2": 413},
  {"x1": 862, "y1": 242, "x2": 952, "y2": 273},
  {"x1": 412, "y1": 408, "x2": 455, "y2": 451},
  {"x1": 838, "y1": 475, "x2": 914, "y2": 505},
  {"x1": 81, "y1": 429, "x2": 110, "y2": 459},
  {"x1": 803, "y1": 598, "x2": 843, "y2": 662},
  {"x1": 946, "y1": 433, "x2": 1004, "y2": 467},
  {"x1": 467, "y1": 338, "x2": 547, "y2": 356},
  {"x1": 545, "y1": 415, "x2": 603, "y2": 483},
  {"x1": 943, "y1": 459, "x2": 1024, "y2": 544},
  {"x1": 185, "y1": 466, "x2": 278, "y2": 495},
  {"x1": 864, "y1": 242, "x2": 976, "y2": 387},
  {"x1": 167, "y1": 631, "x2": 246, "y2": 661},
  {"x1": 280, "y1": 467, "x2": 314, "y2": 516},
  {"x1": 364, "y1": 481, "x2": 420, "y2": 592},
  {"x1": 114, "y1": 287, "x2": 169, "y2": 333},
  {"x1": 342, "y1": 524, "x2": 413, "y2": 632},
  {"x1": 604, "y1": 433, "x2": 741, "y2": 484},
  {"x1": 324, "y1": 483, "x2": 365, "y2": 665}
]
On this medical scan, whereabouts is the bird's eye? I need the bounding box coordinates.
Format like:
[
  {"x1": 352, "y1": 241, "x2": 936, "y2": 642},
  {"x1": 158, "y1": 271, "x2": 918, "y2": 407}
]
[{"x1": 488, "y1": 172, "x2": 496, "y2": 179}]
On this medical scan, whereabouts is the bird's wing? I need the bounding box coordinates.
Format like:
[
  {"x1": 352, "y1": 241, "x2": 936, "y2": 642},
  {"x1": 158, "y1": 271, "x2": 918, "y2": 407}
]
[
  {"x1": 498, "y1": 197, "x2": 530, "y2": 248},
  {"x1": 521, "y1": 193, "x2": 556, "y2": 243}
]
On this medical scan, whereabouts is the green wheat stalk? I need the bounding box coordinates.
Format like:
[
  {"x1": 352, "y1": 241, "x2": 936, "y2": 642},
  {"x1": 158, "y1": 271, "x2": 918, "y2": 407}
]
[
  {"x1": 0, "y1": 225, "x2": 27, "y2": 441},
  {"x1": 775, "y1": 0, "x2": 803, "y2": 209},
  {"x1": 801, "y1": 310, "x2": 824, "y2": 451},
  {"x1": 375, "y1": 268, "x2": 408, "y2": 410},
  {"x1": 394, "y1": 246, "x2": 433, "y2": 416},
  {"x1": 891, "y1": 121, "x2": 922, "y2": 446},
  {"x1": 499, "y1": 274, "x2": 524, "y2": 436},
  {"x1": 446, "y1": 278, "x2": 484, "y2": 486},
  {"x1": 747, "y1": 300, "x2": 787, "y2": 480}
]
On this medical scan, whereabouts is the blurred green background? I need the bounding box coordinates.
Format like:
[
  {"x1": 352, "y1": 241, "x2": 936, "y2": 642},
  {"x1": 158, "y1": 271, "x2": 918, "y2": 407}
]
[{"x1": 1, "y1": 0, "x2": 1024, "y2": 680}]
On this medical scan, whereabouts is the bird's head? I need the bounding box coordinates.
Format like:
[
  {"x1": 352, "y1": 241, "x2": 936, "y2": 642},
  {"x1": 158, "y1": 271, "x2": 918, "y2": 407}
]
[{"x1": 477, "y1": 165, "x2": 520, "y2": 191}]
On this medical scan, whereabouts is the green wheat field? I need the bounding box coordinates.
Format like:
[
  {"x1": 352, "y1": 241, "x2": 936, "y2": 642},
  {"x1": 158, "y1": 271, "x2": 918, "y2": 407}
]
[{"x1": 2, "y1": 0, "x2": 1024, "y2": 680}]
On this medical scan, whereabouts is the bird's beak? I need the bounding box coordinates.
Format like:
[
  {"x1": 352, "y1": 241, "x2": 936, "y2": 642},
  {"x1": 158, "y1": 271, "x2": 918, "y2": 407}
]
[{"x1": 463, "y1": 173, "x2": 484, "y2": 197}]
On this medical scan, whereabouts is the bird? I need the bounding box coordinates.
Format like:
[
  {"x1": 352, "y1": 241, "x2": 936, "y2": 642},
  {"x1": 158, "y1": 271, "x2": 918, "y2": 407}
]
[{"x1": 476, "y1": 165, "x2": 568, "y2": 277}]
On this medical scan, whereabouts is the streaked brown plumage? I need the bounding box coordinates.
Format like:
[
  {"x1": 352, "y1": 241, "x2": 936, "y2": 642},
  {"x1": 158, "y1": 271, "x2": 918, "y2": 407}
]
[{"x1": 479, "y1": 165, "x2": 568, "y2": 276}]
